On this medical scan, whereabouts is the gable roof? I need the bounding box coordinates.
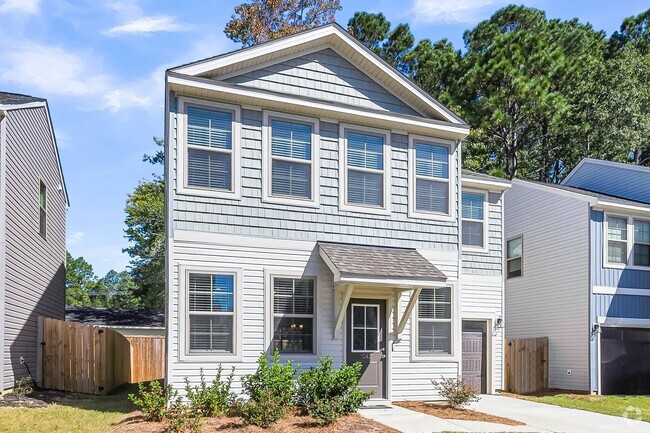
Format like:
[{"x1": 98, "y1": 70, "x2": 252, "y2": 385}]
[
  {"x1": 0, "y1": 92, "x2": 69, "y2": 206},
  {"x1": 169, "y1": 23, "x2": 466, "y2": 127}
]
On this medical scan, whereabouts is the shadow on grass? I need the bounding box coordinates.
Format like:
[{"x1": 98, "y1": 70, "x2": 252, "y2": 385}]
[{"x1": 21, "y1": 382, "x2": 138, "y2": 414}]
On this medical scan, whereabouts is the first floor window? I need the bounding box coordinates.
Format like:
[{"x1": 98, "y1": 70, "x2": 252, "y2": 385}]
[
  {"x1": 272, "y1": 278, "x2": 314, "y2": 353},
  {"x1": 607, "y1": 216, "x2": 628, "y2": 264},
  {"x1": 507, "y1": 236, "x2": 523, "y2": 278},
  {"x1": 462, "y1": 192, "x2": 485, "y2": 247},
  {"x1": 634, "y1": 220, "x2": 650, "y2": 267},
  {"x1": 39, "y1": 180, "x2": 47, "y2": 238},
  {"x1": 417, "y1": 287, "x2": 452, "y2": 355},
  {"x1": 188, "y1": 273, "x2": 235, "y2": 353}
]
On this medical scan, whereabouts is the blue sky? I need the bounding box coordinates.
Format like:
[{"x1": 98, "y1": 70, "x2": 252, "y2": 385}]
[{"x1": 0, "y1": 0, "x2": 647, "y2": 275}]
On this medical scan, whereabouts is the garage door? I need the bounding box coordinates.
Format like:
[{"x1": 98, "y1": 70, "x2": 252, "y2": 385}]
[{"x1": 601, "y1": 327, "x2": 650, "y2": 395}]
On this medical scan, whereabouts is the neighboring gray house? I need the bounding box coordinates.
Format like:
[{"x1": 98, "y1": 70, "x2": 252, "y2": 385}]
[
  {"x1": 0, "y1": 92, "x2": 68, "y2": 390},
  {"x1": 65, "y1": 307, "x2": 165, "y2": 337},
  {"x1": 505, "y1": 158, "x2": 650, "y2": 395},
  {"x1": 164, "y1": 25, "x2": 510, "y2": 401}
]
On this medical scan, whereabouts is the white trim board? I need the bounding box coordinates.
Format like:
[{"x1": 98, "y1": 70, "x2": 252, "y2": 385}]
[
  {"x1": 597, "y1": 317, "x2": 650, "y2": 328},
  {"x1": 593, "y1": 286, "x2": 650, "y2": 296}
]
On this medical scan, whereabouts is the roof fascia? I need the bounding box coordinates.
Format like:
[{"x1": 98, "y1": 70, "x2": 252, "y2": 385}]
[
  {"x1": 462, "y1": 177, "x2": 511, "y2": 191},
  {"x1": 592, "y1": 200, "x2": 650, "y2": 215}
]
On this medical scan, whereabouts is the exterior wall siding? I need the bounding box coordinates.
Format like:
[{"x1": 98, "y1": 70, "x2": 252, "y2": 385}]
[
  {"x1": 504, "y1": 183, "x2": 591, "y2": 391},
  {"x1": 3, "y1": 107, "x2": 66, "y2": 389},
  {"x1": 224, "y1": 48, "x2": 420, "y2": 116},
  {"x1": 462, "y1": 192, "x2": 504, "y2": 276}
]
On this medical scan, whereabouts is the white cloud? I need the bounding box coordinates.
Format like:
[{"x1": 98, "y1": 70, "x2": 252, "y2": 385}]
[
  {"x1": 106, "y1": 15, "x2": 186, "y2": 36},
  {"x1": 410, "y1": 0, "x2": 512, "y2": 24},
  {"x1": 67, "y1": 231, "x2": 85, "y2": 246},
  {"x1": 0, "y1": 0, "x2": 40, "y2": 15}
]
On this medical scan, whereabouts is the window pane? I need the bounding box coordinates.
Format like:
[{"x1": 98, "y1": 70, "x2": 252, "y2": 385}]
[
  {"x1": 463, "y1": 221, "x2": 484, "y2": 247},
  {"x1": 608, "y1": 217, "x2": 627, "y2": 241},
  {"x1": 353, "y1": 329, "x2": 365, "y2": 351},
  {"x1": 635, "y1": 220, "x2": 650, "y2": 244},
  {"x1": 462, "y1": 193, "x2": 483, "y2": 219},
  {"x1": 189, "y1": 274, "x2": 234, "y2": 313},
  {"x1": 189, "y1": 315, "x2": 233, "y2": 352},
  {"x1": 415, "y1": 143, "x2": 448, "y2": 178},
  {"x1": 365, "y1": 328, "x2": 378, "y2": 351},
  {"x1": 271, "y1": 120, "x2": 311, "y2": 160},
  {"x1": 348, "y1": 170, "x2": 383, "y2": 206},
  {"x1": 416, "y1": 179, "x2": 448, "y2": 213},
  {"x1": 39, "y1": 181, "x2": 47, "y2": 209},
  {"x1": 507, "y1": 237, "x2": 522, "y2": 259},
  {"x1": 187, "y1": 107, "x2": 232, "y2": 150},
  {"x1": 365, "y1": 306, "x2": 378, "y2": 329},
  {"x1": 418, "y1": 322, "x2": 451, "y2": 354},
  {"x1": 608, "y1": 241, "x2": 627, "y2": 264},
  {"x1": 188, "y1": 149, "x2": 232, "y2": 190},
  {"x1": 273, "y1": 317, "x2": 313, "y2": 353},
  {"x1": 39, "y1": 208, "x2": 46, "y2": 238},
  {"x1": 273, "y1": 278, "x2": 314, "y2": 315},
  {"x1": 418, "y1": 288, "x2": 451, "y2": 319},
  {"x1": 271, "y1": 160, "x2": 311, "y2": 199},
  {"x1": 634, "y1": 244, "x2": 650, "y2": 267},
  {"x1": 347, "y1": 132, "x2": 383, "y2": 170},
  {"x1": 507, "y1": 258, "x2": 522, "y2": 278},
  {"x1": 353, "y1": 305, "x2": 365, "y2": 327}
]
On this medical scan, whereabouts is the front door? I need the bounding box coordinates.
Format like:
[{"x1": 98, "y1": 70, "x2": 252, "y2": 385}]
[
  {"x1": 462, "y1": 320, "x2": 487, "y2": 393},
  {"x1": 346, "y1": 299, "x2": 386, "y2": 399}
]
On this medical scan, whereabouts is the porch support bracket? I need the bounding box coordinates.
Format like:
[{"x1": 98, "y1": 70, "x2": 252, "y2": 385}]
[
  {"x1": 333, "y1": 284, "x2": 354, "y2": 339},
  {"x1": 397, "y1": 287, "x2": 422, "y2": 335}
]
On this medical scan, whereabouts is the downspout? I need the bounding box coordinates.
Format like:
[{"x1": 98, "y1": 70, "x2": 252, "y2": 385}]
[
  {"x1": 0, "y1": 110, "x2": 7, "y2": 390},
  {"x1": 457, "y1": 139, "x2": 463, "y2": 384}
]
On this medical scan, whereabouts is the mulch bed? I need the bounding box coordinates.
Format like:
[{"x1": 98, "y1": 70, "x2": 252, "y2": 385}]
[
  {"x1": 394, "y1": 401, "x2": 524, "y2": 426},
  {"x1": 0, "y1": 389, "x2": 76, "y2": 408},
  {"x1": 113, "y1": 412, "x2": 400, "y2": 433}
]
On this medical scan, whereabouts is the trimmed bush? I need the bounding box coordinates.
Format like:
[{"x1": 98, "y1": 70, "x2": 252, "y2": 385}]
[
  {"x1": 296, "y1": 355, "x2": 371, "y2": 425},
  {"x1": 128, "y1": 380, "x2": 176, "y2": 422},
  {"x1": 433, "y1": 376, "x2": 480, "y2": 409},
  {"x1": 184, "y1": 366, "x2": 235, "y2": 417}
]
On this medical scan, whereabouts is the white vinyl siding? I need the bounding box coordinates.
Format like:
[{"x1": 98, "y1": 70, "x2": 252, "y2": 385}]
[
  {"x1": 272, "y1": 277, "x2": 315, "y2": 354},
  {"x1": 462, "y1": 192, "x2": 485, "y2": 248},
  {"x1": 416, "y1": 287, "x2": 452, "y2": 355},
  {"x1": 188, "y1": 273, "x2": 235, "y2": 353},
  {"x1": 506, "y1": 236, "x2": 523, "y2": 279}
]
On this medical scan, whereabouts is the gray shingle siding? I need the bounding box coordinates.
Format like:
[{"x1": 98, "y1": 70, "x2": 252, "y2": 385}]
[
  {"x1": 224, "y1": 49, "x2": 420, "y2": 116},
  {"x1": 462, "y1": 192, "x2": 504, "y2": 275},
  {"x1": 3, "y1": 107, "x2": 66, "y2": 389}
]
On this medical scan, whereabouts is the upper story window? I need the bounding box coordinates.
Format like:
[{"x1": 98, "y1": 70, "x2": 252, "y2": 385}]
[
  {"x1": 408, "y1": 136, "x2": 454, "y2": 220},
  {"x1": 606, "y1": 214, "x2": 650, "y2": 268},
  {"x1": 417, "y1": 287, "x2": 452, "y2": 355},
  {"x1": 272, "y1": 277, "x2": 315, "y2": 354},
  {"x1": 339, "y1": 125, "x2": 391, "y2": 214},
  {"x1": 607, "y1": 216, "x2": 628, "y2": 264},
  {"x1": 39, "y1": 180, "x2": 47, "y2": 239},
  {"x1": 635, "y1": 220, "x2": 650, "y2": 267},
  {"x1": 462, "y1": 191, "x2": 486, "y2": 249},
  {"x1": 507, "y1": 236, "x2": 523, "y2": 278}
]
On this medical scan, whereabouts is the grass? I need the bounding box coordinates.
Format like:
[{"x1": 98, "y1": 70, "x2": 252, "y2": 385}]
[
  {"x1": 509, "y1": 392, "x2": 650, "y2": 422},
  {"x1": 0, "y1": 384, "x2": 135, "y2": 433}
]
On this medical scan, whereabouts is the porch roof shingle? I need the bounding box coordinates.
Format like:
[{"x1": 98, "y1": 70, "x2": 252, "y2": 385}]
[{"x1": 318, "y1": 242, "x2": 446, "y2": 280}]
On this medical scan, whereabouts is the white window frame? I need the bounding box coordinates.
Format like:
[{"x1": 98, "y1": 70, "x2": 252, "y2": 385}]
[
  {"x1": 411, "y1": 282, "x2": 460, "y2": 362},
  {"x1": 177, "y1": 96, "x2": 241, "y2": 200},
  {"x1": 338, "y1": 123, "x2": 392, "y2": 215},
  {"x1": 506, "y1": 235, "x2": 523, "y2": 279},
  {"x1": 264, "y1": 269, "x2": 319, "y2": 362},
  {"x1": 350, "y1": 303, "x2": 380, "y2": 353},
  {"x1": 262, "y1": 111, "x2": 320, "y2": 207},
  {"x1": 604, "y1": 212, "x2": 650, "y2": 270},
  {"x1": 178, "y1": 264, "x2": 243, "y2": 362},
  {"x1": 407, "y1": 135, "x2": 456, "y2": 222},
  {"x1": 634, "y1": 218, "x2": 650, "y2": 268},
  {"x1": 461, "y1": 189, "x2": 489, "y2": 252}
]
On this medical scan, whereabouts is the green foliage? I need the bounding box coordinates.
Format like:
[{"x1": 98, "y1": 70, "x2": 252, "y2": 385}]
[
  {"x1": 296, "y1": 355, "x2": 371, "y2": 425},
  {"x1": 184, "y1": 367, "x2": 236, "y2": 417},
  {"x1": 165, "y1": 396, "x2": 203, "y2": 433},
  {"x1": 128, "y1": 380, "x2": 175, "y2": 422},
  {"x1": 13, "y1": 376, "x2": 34, "y2": 396},
  {"x1": 238, "y1": 350, "x2": 298, "y2": 427},
  {"x1": 433, "y1": 377, "x2": 479, "y2": 409},
  {"x1": 225, "y1": 0, "x2": 341, "y2": 47}
]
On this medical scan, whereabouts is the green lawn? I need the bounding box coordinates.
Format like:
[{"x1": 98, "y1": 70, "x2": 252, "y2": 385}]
[
  {"x1": 516, "y1": 393, "x2": 650, "y2": 422},
  {"x1": 0, "y1": 385, "x2": 135, "y2": 433}
]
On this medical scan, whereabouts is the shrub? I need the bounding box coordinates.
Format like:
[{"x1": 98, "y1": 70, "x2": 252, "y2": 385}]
[
  {"x1": 238, "y1": 350, "x2": 298, "y2": 427},
  {"x1": 184, "y1": 366, "x2": 235, "y2": 417},
  {"x1": 433, "y1": 377, "x2": 479, "y2": 409},
  {"x1": 128, "y1": 380, "x2": 176, "y2": 422},
  {"x1": 296, "y1": 355, "x2": 371, "y2": 425},
  {"x1": 13, "y1": 376, "x2": 34, "y2": 396},
  {"x1": 166, "y1": 396, "x2": 202, "y2": 433}
]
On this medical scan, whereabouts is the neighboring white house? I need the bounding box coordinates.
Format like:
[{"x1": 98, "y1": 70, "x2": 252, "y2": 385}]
[{"x1": 164, "y1": 24, "x2": 510, "y2": 401}]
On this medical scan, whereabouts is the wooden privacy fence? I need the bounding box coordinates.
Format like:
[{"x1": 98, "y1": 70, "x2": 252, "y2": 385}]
[
  {"x1": 37, "y1": 317, "x2": 165, "y2": 395},
  {"x1": 504, "y1": 337, "x2": 548, "y2": 394}
]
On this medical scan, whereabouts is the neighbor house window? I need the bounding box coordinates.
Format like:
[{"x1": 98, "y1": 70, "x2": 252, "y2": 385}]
[
  {"x1": 607, "y1": 216, "x2": 628, "y2": 264},
  {"x1": 507, "y1": 236, "x2": 523, "y2": 278},
  {"x1": 270, "y1": 119, "x2": 313, "y2": 200},
  {"x1": 462, "y1": 192, "x2": 485, "y2": 248},
  {"x1": 186, "y1": 106, "x2": 234, "y2": 191},
  {"x1": 272, "y1": 278, "x2": 314, "y2": 354},
  {"x1": 346, "y1": 131, "x2": 385, "y2": 207},
  {"x1": 634, "y1": 220, "x2": 650, "y2": 267},
  {"x1": 417, "y1": 287, "x2": 452, "y2": 355},
  {"x1": 415, "y1": 142, "x2": 449, "y2": 214},
  {"x1": 188, "y1": 273, "x2": 235, "y2": 353},
  {"x1": 39, "y1": 181, "x2": 46, "y2": 238}
]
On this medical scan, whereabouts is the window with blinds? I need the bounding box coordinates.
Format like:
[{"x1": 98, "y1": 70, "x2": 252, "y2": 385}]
[
  {"x1": 270, "y1": 119, "x2": 312, "y2": 199},
  {"x1": 272, "y1": 277, "x2": 314, "y2": 354},
  {"x1": 462, "y1": 192, "x2": 485, "y2": 248},
  {"x1": 186, "y1": 106, "x2": 233, "y2": 191},
  {"x1": 346, "y1": 131, "x2": 384, "y2": 207},
  {"x1": 39, "y1": 180, "x2": 47, "y2": 239},
  {"x1": 188, "y1": 273, "x2": 235, "y2": 353},
  {"x1": 415, "y1": 143, "x2": 449, "y2": 214},
  {"x1": 607, "y1": 216, "x2": 628, "y2": 264},
  {"x1": 417, "y1": 287, "x2": 452, "y2": 355}
]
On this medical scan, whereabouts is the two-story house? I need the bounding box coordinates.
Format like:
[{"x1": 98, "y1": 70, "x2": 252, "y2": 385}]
[
  {"x1": 0, "y1": 92, "x2": 68, "y2": 390},
  {"x1": 164, "y1": 24, "x2": 510, "y2": 401},
  {"x1": 505, "y1": 158, "x2": 650, "y2": 395}
]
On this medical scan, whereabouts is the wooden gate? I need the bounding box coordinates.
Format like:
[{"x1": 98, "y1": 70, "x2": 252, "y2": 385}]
[
  {"x1": 38, "y1": 317, "x2": 165, "y2": 395},
  {"x1": 504, "y1": 337, "x2": 548, "y2": 394}
]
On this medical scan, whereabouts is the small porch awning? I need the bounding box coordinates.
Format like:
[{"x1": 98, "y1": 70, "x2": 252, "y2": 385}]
[{"x1": 318, "y1": 242, "x2": 448, "y2": 338}]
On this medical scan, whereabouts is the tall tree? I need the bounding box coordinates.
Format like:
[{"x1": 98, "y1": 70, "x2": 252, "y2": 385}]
[
  {"x1": 225, "y1": 0, "x2": 341, "y2": 47},
  {"x1": 610, "y1": 9, "x2": 650, "y2": 54},
  {"x1": 124, "y1": 138, "x2": 165, "y2": 308},
  {"x1": 66, "y1": 252, "x2": 98, "y2": 307}
]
